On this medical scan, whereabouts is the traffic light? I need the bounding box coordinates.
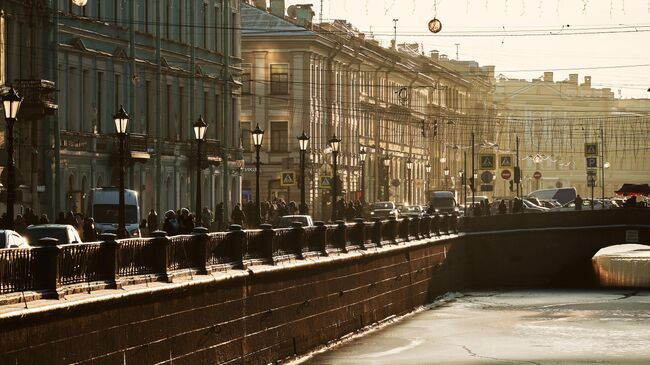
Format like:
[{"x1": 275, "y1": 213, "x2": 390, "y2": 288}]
[
  {"x1": 509, "y1": 180, "x2": 514, "y2": 192},
  {"x1": 514, "y1": 166, "x2": 521, "y2": 183}
]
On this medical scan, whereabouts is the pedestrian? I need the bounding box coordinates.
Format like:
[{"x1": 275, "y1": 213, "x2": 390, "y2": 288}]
[
  {"x1": 574, "y1": 195, "x2": 583, "y2": 211},
  {"x1": 162, "y1": 210, "x2": 179, "y2": 236},
  {"x1": 139, "y1": 219, "x2": 148, "y2": 237},
  {"x1": 83, "y1": 218, "x2": 97, "y2": 242},
  {"x1": 498, "y1": 200, "x2": 507, "y2": 215},
  {"x1": 179, "y1": 208, "x2": 194, "y2": 234},
  {"x1": 55, "y1": 211, "x2": 65, "y2": 224},
  {"x1": 201, "y1": 207, "x2": 213, "y2": 229},
  {"x1": 39, "y1": 214, "x2": 50, "y2": 225},
  {"x1": 231, "y1": 203, "x2": 246, "y2": 227},
  {"x1": 147, "y1": 209, "x2": 159, "y2": 232},
  {"x1": 214, "y1": 202, "x2": 224, "y2": 231},
  {"x1": 14, "y1": 215, "x2": 27, "y2": 235}
]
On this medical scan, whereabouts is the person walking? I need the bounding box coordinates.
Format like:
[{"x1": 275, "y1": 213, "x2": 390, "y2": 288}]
[
  {"x1": 498, "y1": 200, "x2": 507, "y2": 215},
  {"x1": 147, "y1": 209, "x2": 159, "y2": 233},
  {"x1": 214, "y1": 203, "x2": 224, "y2": 231},
  {"x1": 231, "y1": 203, "x2": 246, "y2": 227},
  {"x1": 574, "y1": 195, "x2": 583, "y2": 211},
  {"x1": 83, "y1": 218, "x2": 97, "y2": 242}
]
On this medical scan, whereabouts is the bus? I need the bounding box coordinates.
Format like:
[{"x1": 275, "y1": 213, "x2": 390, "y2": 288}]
[{"x1": 87, "y1": 187, "x2": 141, "y2": 237}]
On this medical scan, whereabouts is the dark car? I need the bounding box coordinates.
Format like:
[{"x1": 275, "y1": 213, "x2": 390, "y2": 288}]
[{"x1": 370, "y1": 202, "x2": 399, "y2": 219}]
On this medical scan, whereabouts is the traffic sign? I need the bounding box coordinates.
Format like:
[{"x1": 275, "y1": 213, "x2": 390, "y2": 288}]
[
  {"x1": 281, "y1": 171, "x2": 296, "y2": 186},
  {"x1": 479, "y1": 154, "x2": 496, "y2": 169},
  {"x1": 480, "y1": 185, "x2": 494, "y2": 192},
  {"x1": 320, "y1": 176, "x2": 333, "y2": 188},
  {"x1": 480, "y1": 171, "x2": 494, "y2": 184},
  {"x1": 584, "y1": 143, "x2": 598, "y2": 156},
  {"x1": 586, "y1": 157, "x2": 598, "y2": 169},
  {"x1": 587, "y1": 174, "x2": 597, "y2": 183},
  {"x1": 501, "y1": 169, "x2": 512, "y2": 180},
  {"x1": 533, "y1": 171, "x2": 542, "y2": 180},
  {"x1": 500, "y1": 155, "x2": 513, "y2": 167}
]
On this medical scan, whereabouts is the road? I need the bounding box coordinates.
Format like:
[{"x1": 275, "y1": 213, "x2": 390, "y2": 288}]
[{"x1": 299, "y1": 290, "x2": 650, "y2": 364}]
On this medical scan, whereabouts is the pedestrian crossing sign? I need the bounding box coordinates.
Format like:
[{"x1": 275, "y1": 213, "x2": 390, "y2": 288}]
[
  {"x1": 584, "y1": 143, "x2": 598, "y2": 156},
  {"x1": 479, "y1": 154, "x2": 496, "y2": 169},
  {"x1": 281, "y1": 171, "x2": 296, "y2": 186},
  {"x1": 320, "y1": 176, "x2": 333, "y2": 188}
]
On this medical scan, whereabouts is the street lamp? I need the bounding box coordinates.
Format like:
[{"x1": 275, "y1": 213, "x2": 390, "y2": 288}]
[
  {"x1": 359, "y1": 147, "x2": 367, "y2": 204},
  {"x1": 329, "y1": 134, "x2": 341, "y2": 222},
  {"x1": 113, "y1": 105, "x2": 129, "y2": 238},
  {"x1": 2, "y1": 87, "x2": 23, "y2": 230},
  {"x1": 297, "y1": 131, "x2": 310, "y2": 214},
  {"x1": 193, "y1": 116, "x2": 208, "y2": 224},
  {"x1": 406, "y1": 159, "x2": 413, "y2": 205},
  {"x1": 443, "y1": 166, "x2": 450, "y2": 189},
  {"x1": 382, "y1": 155, "x2": 391, "y2": 201},
  {"x1": 251, "y1": 124, "x2": 264, "y2": 226},
  {"x1": 458, "y1": 169, "x2": 465, "y2": 209},
  {"x1": 425, "y1": 163, "x2": 431, "y2": 204}
]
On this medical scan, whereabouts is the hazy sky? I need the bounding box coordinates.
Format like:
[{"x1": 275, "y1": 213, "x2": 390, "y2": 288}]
[{"x1": 284, "y1": 0, "x2": 650, "y2": 98}]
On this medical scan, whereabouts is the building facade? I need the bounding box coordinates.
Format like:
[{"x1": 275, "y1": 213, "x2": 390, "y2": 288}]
[{"x1": 1, "y1": 0, "x2": 243, "y2": 222}]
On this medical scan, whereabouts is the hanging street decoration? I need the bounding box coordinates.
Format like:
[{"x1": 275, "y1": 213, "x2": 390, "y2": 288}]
[{"x1": 428, "y1": 18, "x2": 442, "y2": 33}]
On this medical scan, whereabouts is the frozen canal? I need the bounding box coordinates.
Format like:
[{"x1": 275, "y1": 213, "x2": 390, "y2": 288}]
[{"x1": 300, "y1": 290, "x2": 650, "y2": 364}]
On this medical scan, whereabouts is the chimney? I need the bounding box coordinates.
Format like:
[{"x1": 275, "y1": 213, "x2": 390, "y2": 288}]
[
  {"x1": 269, "y1": 0, "x2": 285, "y2": 17},
  {"x1": 294, "y1": 4, "x2": 315, "y2": 27},
  {"x1": 429, "y1": 50, "x2": 439, "y2": 60},
  {"x1": 544, "y1": 72, "x2": 554, "y2": 82},
  {"x1": 253, "y1": 0, "x2": 267, "y2": 10},
  {"x1": 583, "y1": 76, "x2": 592, "y2": 88},
  {"x1": 569, "y1": 74, "x2": 578, "y2": 85}
]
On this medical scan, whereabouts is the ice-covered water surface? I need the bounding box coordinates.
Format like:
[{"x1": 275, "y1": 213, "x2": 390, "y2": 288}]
[
  {"x1": 299, "y1": 290, "x2": 650, "y2": 365},
  {"x1": 593, "y1": 244, "x2": 650, "y2": 287}
]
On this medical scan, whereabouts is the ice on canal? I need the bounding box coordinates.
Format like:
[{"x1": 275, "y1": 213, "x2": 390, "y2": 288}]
[{"x1": 298, "y1": 290, "x2": 650, "y2": 364}]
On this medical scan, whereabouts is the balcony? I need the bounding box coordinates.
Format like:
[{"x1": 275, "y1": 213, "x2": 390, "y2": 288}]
[{"x1": 14, "y1": 79, "x2": 58, "y2": 121}]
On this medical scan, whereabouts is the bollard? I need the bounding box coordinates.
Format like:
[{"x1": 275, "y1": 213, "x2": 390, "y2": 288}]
[
  {"x1": 372, "y1": 218, "x2": 383, "y2": 247},
  {"x1": 227, "y1": 225, "x2": 245, "y2": 269},
  {"x1": 335, "y1": 220, "x2": 348, "y2": 252},
  {"x1": 420, "y1": 215, "x2": 431, "y2": 238},
  {"x1": 191, "y1": 226, "x2": 209, "y2": 275},
  {"x1": 34, "y1": 238, "x2": 64, "y2": 299},
  {"x1": 260, "y1": 224, "x2": 275, "y2": 262},
  {"x1": 313, "y1": 221, "x2": 328, "y2": 256},
  {"x1": 411, "y1": 216, "x2": 420, "y2": 240},
  {"x1": 99, "y1": 233, "x2": 122, "y2": 289},
  {"x1": 354, "y1": 218, "x2": 366, "y2": 250},
  {"x1": 399, "y1": 217, "x2": 410, "y2": 242},
  {"x1": 151, "y1": 230, "x2": 171, "y2": 282},
  {"x1": 291, "y1": 222, "x2": 306, "y2": 259},
  {"x1": 431, "y1": 215, "x2": 441, "y2": 236},
  {"x1": 388, "y1": 216, "x2": 398, "y2": 245}
]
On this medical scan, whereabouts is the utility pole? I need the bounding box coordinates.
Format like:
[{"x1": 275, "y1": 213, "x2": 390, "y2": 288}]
[
  {"x1": 392, "y1": 19, "x2": 399, "y2": 48},
  {"x1": 471, "y1": 132, "x2": 475, "y2": 207},
  {"x1": 455, "y1": 43, "x2": 460, "y2": 60},
  {"x1": 600, "y1": 127, "x2": 605, "y2": 202},
  {"x1": 516, "y1": 136, "x2": 521, "y2": 198}
]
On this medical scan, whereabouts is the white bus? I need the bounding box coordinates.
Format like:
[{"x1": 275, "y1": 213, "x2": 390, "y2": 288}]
[{"x1": 87, "y1": 187, "x2": 141, "y2": 237}]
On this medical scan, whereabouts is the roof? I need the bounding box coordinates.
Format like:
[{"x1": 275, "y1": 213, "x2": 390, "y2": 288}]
[{"x1": 241, "y1": 3, "x2": 315, "y2": 37}]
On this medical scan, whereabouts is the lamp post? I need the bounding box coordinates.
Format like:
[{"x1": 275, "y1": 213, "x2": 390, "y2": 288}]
[
  {"x1": 113, "y1": 105, "x2": 129, "y2": 238},
  {"x1": 406, "y1": 159, "x2": 413, "y2": 205},
  {"x1": 2, "y1": 87, "x2": 23, "y2": 230},
  {"x1": 443, "y1": 167, "x2": 450, "y2": 189},
  {"x1": 382, "y1": 155, "x2": 391, "y2": 201},
  {"x1": 297, "y1": 131, "x2": 309, "y2": 214},
  {"x1": 458, "y1": 169, "x2": 465, "y2": 211},
  {"x1": 329, "y1": 134, "x2": 341, "y2": 222},
  {"x1": 193, "y1": 116, "x2": 208, "y2": 224},
  {"x1": 359, "y1": 147, "x2": 366, "y2": 204},
  {"x1": 425, "y1": 163, "x2": 431, "y2": 205},
  {"x1": 251, "y1": 124, "x2": 264, "y2": 226}
]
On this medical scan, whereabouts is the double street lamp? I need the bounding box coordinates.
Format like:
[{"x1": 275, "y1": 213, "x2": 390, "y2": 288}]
[
  {"x1": 329, "y1": 134, "x2": 341, "y2": 222},
  {"x1": 2, "y1": 87, "x2": 23, "y2": 230},
  {"x1": 297, "y1": 131, "x2": 310, "y2": 214},
  {"x1": 359, "y1": 147, "x2": 366, "y2": 204},
  {"x1": 406, "y1": 159, "x2": 413, "y2": 205},
  {"x1": 193, "y1": 116, "x2": 208, "y2": 225},
  {"x1": 251, "y1": 124, "x2": 264, "y2": 226},
  {"x1": 443, "y1": 166, "x2": 450, "y2": 189},
  {"x1": 382, "y1": 155, "x2": 391, "y2": 201},
  {"x1": 425, "y1": 163, "x2": 431, "y2": 203},
  {"x1": 113, "y1": 105, "x2": 129, "y2": 238}
]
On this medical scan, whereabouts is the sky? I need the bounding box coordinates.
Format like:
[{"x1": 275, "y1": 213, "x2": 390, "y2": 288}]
[{"x1": 284, "y1": 0, "x2": 650, "y2": 99}]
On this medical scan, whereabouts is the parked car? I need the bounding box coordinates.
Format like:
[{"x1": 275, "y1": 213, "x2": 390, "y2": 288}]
[
  {"x1": 521, "y1": 199, "x2": 550, "y2": 213},
  {"x1": 276, "y1": 215, "x2": 314, "y2": 228},
  {"x1": 428, "y1": 191, "x2": 459, "y2": 214},
  {"x1": 25, "y1": 224, "x2": 83, "y2": 246},
  {"x1": 528, "y1": 187, "x2": 577, "y2": 205},
  {"x1": 398, "y1": 205, "x2": 425, "y2": 218},
  {"x1": 370, "y1": 201, "x2": 399, "y2": 219},
  {"x1": 552, "y1": 199, "x2": 606, "y2": 212},
  {"x1": 0, "y1": 230, "x2": 29, "y2": 249}
]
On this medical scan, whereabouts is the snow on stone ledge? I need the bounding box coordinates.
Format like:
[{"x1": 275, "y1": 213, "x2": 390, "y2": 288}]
[{"x1": 592, "y1": 244, "x2": 650, "y2": 288}]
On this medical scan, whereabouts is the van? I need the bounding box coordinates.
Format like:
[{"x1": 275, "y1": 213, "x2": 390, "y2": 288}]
[
  {"x1": 87, "y1": 187, "x2": 141, "y2": 237},
  {"x1": 528, "y1": 187, "x2": 577, "y2": 205},
  {"x1": 428, "y1": 191, "x2": 458, "y2": 213}
]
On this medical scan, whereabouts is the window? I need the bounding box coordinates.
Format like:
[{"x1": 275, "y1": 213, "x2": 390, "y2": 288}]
[
  {"x1": 179, "y1": 86, "x2": 184, "y2": 140},
  {"x1": 97, "y1": 0, "x2": 102, "y2": 19},
  {"x1": 145, "y1": 81, "x2": 152, "y2": 135},
  {"x1": 270, "y1": 121, "x2": 288, "y2": 152},
  {"x1": 97, "y1": 72, "x2": 103, "y2": 133},
  {"x1": 114, "y1": 74, "x2": 121, "y2": 112},
  {"x1": 240, "y1": 122, "x2": 251, "y2": 151},
  {"x1": 166, "y1": 0, "x2": 171, "y2": 39},
  {"x1": 143, "y1": 0, "x2": 148, "y2": 33},
  {"x1": 178, "y1": 0, "x2": 183, "y2": 42},
  {"x1": 166, "y1": 85, "x2": 172, "y2": 139},
  {"x1": 242, "y1": 64, "x2": 251, "y2": 94},
  {"x1": 214, "y1": 6, "x2": 221, "y2": 51},
  {"x1": 203, "y1": 2, "x2": 208, "y2": 49},
  {"x1": 270, "y1": 64, "x2": 289, "y2": 94}
]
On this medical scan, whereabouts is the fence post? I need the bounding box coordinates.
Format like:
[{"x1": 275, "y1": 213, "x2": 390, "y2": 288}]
[
  {"x1": 400, "y1": 217, "x2": 410, "y2": 242},
  {"x1": 34, "y1": 238, "x2": 64, "y2": 299},
  {"x1": 354, "y1": 218, "x2": 366, "y2": 250},
  {"x1": 151, "y1": 231, "x2": 171, "y2": 283},
  {"x1": 99, "y1": 233, "x2": 121, "y2": 289},
  {"x1": 260, "y1": 224, "x2": 275, "y2": 262},
  {"x1": 432, "y1": 215, "x2": 441, "y2": 236},
  {"x1": 421, "y1": 215, "x2": 430, "y2": 238},
  {"x1": 372, "y1": 218, "x2": 383, "y2": 247},
  {"x1": 227, "y1": 225, "x2": 245, "y2": 269},
  {"x1": 291, "y1": 222, "x2": 306, "y2": 259},
  {"x1": 388, "y1": 216, "x2": 398, "y2": 245},
  {"x1": 192, "y1": 227, "x2": 209, "y2": 275},
  {"x1": 335, "y1": 220, "x2": 348, "y2": 253},
  {"x1": 314, "y1": 221, "x2": 328, "y2": 256},
  {"x1": 411, "y1": 216, "x2": 420, "y2": 240},
  {"x1": 440, "y1": 214, "x2": 449, "y2": 235}
]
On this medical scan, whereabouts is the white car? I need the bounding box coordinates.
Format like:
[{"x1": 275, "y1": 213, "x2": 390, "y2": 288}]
[
  {"x1": 25, "y1": 224, "x2": 83, "y2": 245},
  {"x1": 552, "y1": 199, "x2": 606, "y2": 212},
  {"x1": 0, "y1": 230, "x2": 29, "y2": 249},
  {"x1": 277, "y1": 215, "x2": 314, "y2": 228}
]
